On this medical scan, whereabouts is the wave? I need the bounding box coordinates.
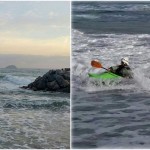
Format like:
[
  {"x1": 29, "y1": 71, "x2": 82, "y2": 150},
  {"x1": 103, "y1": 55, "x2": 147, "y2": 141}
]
[
  {"x1": 0, "y1": 75, "x2": 5, "y2": 79},
  {"x1": 72, "y1": 32, "x2": 150, "y2": 92},
  {"x1": 2, "y1": 101, "x2": 69, "y2": 110},
  {"x1": 0, "y1": 74, "x2": 34, "y2": 86},
  {"x1": 73, "y1": 2, "x2": 150, "y2": 12},
  {"x1": 73, "y1": 69, "x2": 150, "y2": 93},
  {"x1": 133, "y1": 68, "x2": 150, "y2": 91},
  {"x1": 74, "y1": 9, "x2": 150, "y2": 15},
  {"x1": 72, "y1": 30, "x2": 150, "y2": 68},
  {"x1": 73, "y1": 58, "x2": 150, "y2": 92}
]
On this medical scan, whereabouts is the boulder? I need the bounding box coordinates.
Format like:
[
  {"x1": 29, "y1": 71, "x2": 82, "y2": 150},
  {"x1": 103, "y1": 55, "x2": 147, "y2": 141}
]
[
  {"x1": 36, "y1": 79, "x2": 46, "y2": 90},
  {"x1": 47, "y1": 81, "x2": 60, "y2": 91},
  {"x1": 21, "y1": 68, "x2": 70, "y2": 93},
  {"x1": 55, "y1": 75, "x2": 70, "y2": 88}
]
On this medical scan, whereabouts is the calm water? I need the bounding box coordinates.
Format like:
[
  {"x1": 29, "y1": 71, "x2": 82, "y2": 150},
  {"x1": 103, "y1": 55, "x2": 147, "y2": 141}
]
[
  {"x1": 72, "y1": 2, "x2": 150, "y2": 148},
  {"x1": 0, "y1": 68, "x2": 70, "y2": 149}
]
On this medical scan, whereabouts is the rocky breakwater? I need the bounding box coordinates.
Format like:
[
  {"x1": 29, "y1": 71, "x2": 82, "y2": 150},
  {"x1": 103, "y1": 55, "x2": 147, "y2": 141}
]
[{"x1": 22, "y1": 68, "x2": 70, "y2": 93}]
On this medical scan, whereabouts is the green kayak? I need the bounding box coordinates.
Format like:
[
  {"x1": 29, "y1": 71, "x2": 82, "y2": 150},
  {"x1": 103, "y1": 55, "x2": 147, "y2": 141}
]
[{"x1": 88, "y1": 72, "x2": 122, "y2": 79}]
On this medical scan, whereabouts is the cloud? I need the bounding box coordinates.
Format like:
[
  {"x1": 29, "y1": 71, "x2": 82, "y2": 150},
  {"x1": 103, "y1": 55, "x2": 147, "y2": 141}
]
[
  {"x1": 0, "y1": 34, "x2": 70, "y2": 56},
  {"x1": 0, "y1": 1, "x2": 70, "y2": 58},
  {"x1": 49, "y1": 11, "x2": 58, "y2": 18},
  {"x1": 23, "y1": 10, "x2": 39, "y2": 18},
  {"x1": 0, "y1": 11, "x2": 69, "y2": 40},
  {"x1": 0, "y1": 12, "x2": 14, "y2": 26}
]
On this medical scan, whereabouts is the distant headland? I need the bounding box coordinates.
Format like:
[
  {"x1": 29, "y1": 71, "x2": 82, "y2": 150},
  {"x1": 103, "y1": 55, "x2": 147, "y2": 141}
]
[{"x1": 5, "y1": 65, "x2": 17, "y2": 69}]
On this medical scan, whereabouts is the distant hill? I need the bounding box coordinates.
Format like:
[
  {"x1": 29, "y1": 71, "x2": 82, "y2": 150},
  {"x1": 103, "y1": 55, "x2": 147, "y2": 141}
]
[{"x1": 5, "y1": 65, "x2": 17, "y2": 69}]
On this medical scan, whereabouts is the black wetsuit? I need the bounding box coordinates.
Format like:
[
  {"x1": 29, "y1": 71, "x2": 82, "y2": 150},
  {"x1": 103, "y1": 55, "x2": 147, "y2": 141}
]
[{"x1": 110, "y1": 65, "x2": 133, "y2": 78}]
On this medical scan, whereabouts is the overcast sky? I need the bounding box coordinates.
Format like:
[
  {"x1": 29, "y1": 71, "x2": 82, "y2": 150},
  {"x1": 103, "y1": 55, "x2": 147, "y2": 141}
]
[{"x1": 0, "y1": 1, "x2": 70, "y2": 69}]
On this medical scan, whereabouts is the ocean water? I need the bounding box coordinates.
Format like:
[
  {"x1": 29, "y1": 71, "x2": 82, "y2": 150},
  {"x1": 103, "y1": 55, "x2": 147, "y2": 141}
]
[
  {"x1": 72, "y1": 2, "x2": 150, "y2": 148},
  {"x1": 0, "y1": 68, "x2": 70, "y2": 149}
]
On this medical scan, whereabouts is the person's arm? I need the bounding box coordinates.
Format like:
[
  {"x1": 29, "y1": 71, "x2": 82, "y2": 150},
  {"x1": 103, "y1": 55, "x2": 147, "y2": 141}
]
[{"x1": 108, "y1": 66, "x2": 118, "y2": 73}]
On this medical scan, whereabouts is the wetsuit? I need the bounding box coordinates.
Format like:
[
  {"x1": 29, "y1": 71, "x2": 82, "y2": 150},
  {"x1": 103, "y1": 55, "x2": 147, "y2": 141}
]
[{"x1": 109, "y1": 65, "x2": 133, "y2": 78}]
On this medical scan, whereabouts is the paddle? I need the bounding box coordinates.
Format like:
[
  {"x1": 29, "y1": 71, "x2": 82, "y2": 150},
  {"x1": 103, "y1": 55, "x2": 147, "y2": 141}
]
[
  {"x1": 91, "y1": 60, "x2": 109, "y2": 71},
  {"x1": 91, "y1": 60, "x2": 122, "y2": 77}
]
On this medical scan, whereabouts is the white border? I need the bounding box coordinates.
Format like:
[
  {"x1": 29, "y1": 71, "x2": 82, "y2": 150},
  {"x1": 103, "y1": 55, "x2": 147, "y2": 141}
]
[{"x1": 70, "y1": 1, "x2": 72, "y2": 149}]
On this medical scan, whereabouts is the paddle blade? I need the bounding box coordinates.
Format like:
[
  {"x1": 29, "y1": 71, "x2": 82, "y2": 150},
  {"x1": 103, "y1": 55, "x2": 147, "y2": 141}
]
[{"x1": 91, "y1": 60, "x2": 103, "y2": 68}]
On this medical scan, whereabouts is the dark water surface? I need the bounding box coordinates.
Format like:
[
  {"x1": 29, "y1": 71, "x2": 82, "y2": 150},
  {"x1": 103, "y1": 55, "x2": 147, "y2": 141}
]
[{"x1": 72, "y1": 1, "x2": 150, "y2": 34}]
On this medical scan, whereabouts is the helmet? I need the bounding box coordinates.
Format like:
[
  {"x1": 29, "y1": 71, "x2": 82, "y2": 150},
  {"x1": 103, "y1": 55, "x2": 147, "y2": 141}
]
[{"x1": 121, "y1": 57, "x2": 129, "y2": 65}]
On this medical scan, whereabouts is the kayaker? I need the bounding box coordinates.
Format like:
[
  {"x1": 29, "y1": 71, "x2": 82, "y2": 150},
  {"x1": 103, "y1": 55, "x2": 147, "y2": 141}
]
[{"x1": 108, "y1": 57, "x2": 133, "y2": 78}]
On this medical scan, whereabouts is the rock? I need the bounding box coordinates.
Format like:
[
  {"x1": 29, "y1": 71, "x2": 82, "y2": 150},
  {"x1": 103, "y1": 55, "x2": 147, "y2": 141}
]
[
  {"x1": 47, "y1": 81, "x2": 60, "y2": 91},
  {"x1": 20, "y1": 86, "x2": 28, "y2": 89},
  {"x1": 21, "y1": 68, "x2": 70, "y2": 93},
  {"x1": 5, "y1": 65, "x2": 17, "y2": 69},
  {"x1": 47, "y1": 74, "x2": 55, "y2": 82},
  {"x1": 58, "y1": 87, "x2": 70, "y2": 93},
  {"x1": 62, "y1": 74, "x2": 70, "y2": 80},
  {"x1": 55, "y1": 75, "x2": 69, "y2": 88},
  {"x1": 36, "y1": 79, "x2": 46, "y2": 90},
  {"x1": 32, "y1": 87, "x2": 38, "y2": 91}
]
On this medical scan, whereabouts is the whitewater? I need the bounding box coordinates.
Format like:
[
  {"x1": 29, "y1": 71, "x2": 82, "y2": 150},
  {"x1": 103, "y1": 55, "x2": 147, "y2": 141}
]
[{"x1": 0, "y1": 68, "x2": 70, "y2": 149}]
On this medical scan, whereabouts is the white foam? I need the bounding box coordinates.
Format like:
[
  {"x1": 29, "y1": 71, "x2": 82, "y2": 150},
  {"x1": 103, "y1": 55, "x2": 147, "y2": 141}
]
[
  {"x1": 0, "y1": 110, "x2": 70, "y2": 148},
  {"x1": 72, "y1": 30, "x2": 150, "y2": 92},
  {"x1": 133, "y1": 68, "x2": 150, "y2": 91},
  {"x1": 4, "y1": 74, "x2": 34, "y2": 86}
]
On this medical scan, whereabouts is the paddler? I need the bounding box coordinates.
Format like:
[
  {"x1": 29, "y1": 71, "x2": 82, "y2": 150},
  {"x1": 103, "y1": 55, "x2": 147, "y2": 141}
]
[{"x1": 108, "y1": 57, "x2": 133, "y2": 78}]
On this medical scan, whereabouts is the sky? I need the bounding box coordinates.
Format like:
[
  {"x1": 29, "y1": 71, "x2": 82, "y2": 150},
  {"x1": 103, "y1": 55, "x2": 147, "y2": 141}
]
[{"x1": 0, "y1": 1, "x2": 70, "y2": 69}]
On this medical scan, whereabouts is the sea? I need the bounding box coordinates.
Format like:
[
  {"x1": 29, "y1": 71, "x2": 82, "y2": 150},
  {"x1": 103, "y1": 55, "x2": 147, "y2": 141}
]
[
  {"x1": 0, "y1": 68, "x2": 70, "y2": 149},
  {"x1": 72, "y1": 2, "x2": 150, "y2": 148}
]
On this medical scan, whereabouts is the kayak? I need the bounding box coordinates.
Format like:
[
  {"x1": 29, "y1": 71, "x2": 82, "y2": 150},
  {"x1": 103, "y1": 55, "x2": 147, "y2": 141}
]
[{"x1": 88, "y1": 72, "x2": 121, "y2": 79}]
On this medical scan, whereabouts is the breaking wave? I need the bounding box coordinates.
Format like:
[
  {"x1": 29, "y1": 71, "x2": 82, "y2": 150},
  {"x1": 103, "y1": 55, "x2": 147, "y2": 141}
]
[{"x1": 0, "y1": 74, "x2": 34, "y2": 85}]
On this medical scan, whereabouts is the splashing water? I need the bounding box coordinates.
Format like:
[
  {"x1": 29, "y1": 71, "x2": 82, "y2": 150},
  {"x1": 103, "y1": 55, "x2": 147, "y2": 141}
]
[
  {"x1": 72, "y1": 29, "x2": 150, "y2": 93},
  {"x1": 133, "y1": 68, "x2": 150, "y2": 91}
]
